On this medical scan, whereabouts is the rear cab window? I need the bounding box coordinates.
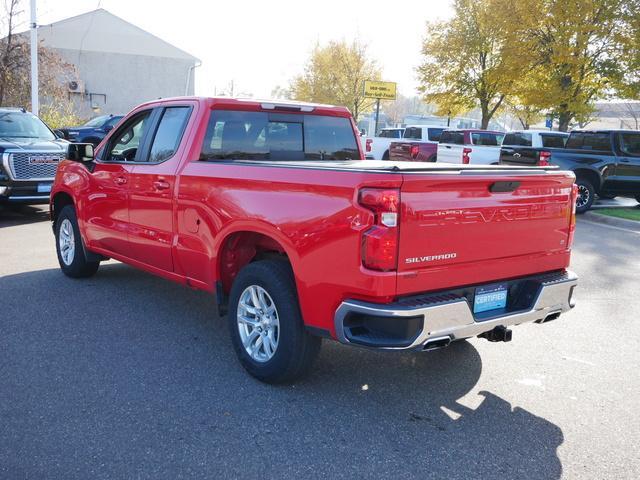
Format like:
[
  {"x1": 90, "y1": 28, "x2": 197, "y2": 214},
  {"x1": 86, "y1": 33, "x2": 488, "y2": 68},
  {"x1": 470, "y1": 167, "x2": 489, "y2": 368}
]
[
  {"x1": 427, "y1": 128, "x2": 445, "y2": 142},
  {"x1": 439, "y1": 131, "x2": 464, "y2": 145},
  {"x1": 403, "y1": 127, "x2": 422, "y2": 140},
  {"x1": 200, "y1": 110, "x2": 359, "y2": 161},
  {"x1": 541, "y1": 134, "x2": 568, "y2": 148},
  {"x1": 379, "y1": 129, "x2": 403, "y2": 139},
  {"x1": 471, "y1": 132, "x2": 504, "y2": 146},
  {"x1": 503, "y1": 132, "x2": 532, "y2": 147}
]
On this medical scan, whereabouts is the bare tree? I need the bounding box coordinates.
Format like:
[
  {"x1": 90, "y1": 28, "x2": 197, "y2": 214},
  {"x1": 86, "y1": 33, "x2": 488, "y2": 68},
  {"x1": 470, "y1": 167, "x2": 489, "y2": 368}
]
[{"x1": 1, "y1": 0, "x2": 83, "y2": 126}]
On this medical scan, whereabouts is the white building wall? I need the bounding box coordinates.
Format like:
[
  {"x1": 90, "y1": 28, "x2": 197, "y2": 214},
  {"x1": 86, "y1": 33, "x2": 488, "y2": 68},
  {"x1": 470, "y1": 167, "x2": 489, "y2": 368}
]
[{"x1": 54, "y1": 49, "x2": 195, "y2": 118}]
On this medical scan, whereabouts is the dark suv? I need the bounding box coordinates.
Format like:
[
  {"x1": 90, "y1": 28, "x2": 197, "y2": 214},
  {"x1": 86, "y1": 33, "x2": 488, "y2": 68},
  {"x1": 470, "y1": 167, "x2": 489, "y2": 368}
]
[
  {"x1": 501, "y1": 129, "x2": 640, "y2": 213},
  {"x1": 59, "y1": 114, "x2": 123, "y2": 146},
  {"x1": 0, "y1": 108, "x2": 69, "y2": 204}
]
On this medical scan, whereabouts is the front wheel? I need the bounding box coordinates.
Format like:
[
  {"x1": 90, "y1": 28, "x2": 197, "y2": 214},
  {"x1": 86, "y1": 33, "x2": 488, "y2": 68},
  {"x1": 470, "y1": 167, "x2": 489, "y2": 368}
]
[
  {"x1": 227, "y1": 260, "x2": 321, "y2": 383},
  {"x1": 575, "y1": 178, "x2": 595, "y2": 214},
  {"x1": 55, "y1": 205, "x2": 100, "y2": 278}
]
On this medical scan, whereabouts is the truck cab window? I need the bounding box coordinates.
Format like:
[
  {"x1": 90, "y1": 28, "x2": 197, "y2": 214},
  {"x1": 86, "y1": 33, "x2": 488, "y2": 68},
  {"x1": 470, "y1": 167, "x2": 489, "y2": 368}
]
[
  {"x1": 199, "y1": 110, "x2": 357, "y2": 161},
  {"x1": 147, "y1": 107, "x2": 191, "y2": 163},
  {"x1": 105, "y1": 111, "x2": 151, "y2": 162},
  {"x1": 620, "y1": 133, "x2": 640, "y2": 156}
]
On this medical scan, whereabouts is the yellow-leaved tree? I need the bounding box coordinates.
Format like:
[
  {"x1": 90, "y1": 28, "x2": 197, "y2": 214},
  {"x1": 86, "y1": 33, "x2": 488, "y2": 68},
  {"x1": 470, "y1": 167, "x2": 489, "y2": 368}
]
[
  {"x1": 289, "y1": 40, "x2": 381, "y2": 121},
  {"x1": 417, "y1": 0, "x2": 519, "y2": 129},
  {"x1": 502, "y1": 0, "x2": 630, "y2": 131}
]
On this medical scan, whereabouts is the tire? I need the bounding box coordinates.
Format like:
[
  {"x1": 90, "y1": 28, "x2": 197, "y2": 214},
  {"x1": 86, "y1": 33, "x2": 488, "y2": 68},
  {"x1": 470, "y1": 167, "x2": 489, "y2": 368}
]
[
  {"x1": 227, "y1": 260, "x2": 321, "y2": 383},
  {"x1": 575, "y1": 178, "x2": 595, "y2": 214},
  {"x1": 382, "y1": 150, "x2": 390, "y2": 160},
  {"x1": 55, "y1": 205, "x2": 100, "y2": 278}
]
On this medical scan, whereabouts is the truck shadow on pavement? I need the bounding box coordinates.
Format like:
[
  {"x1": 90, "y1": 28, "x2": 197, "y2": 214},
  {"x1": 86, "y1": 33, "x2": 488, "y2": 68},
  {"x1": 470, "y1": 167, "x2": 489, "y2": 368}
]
[
  {"x1": 0, "y1": 262, "x2": 563, "y2": 479},
  {"x1": 0, "y1": 205, "x2": 50, "y2": 228}
]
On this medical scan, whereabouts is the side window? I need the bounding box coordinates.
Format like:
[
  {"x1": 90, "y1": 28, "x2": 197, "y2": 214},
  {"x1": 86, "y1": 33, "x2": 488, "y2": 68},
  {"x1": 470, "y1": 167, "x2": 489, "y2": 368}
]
[
  {"x1": 104, "y1": 111, "x2": 152, "y2": 162},
  {"x1": 147, "y1": 107, "x2": 191, "y2": 163},
  {"x1": 619, "y1": 133, "x2": 640, "y2": 156}
]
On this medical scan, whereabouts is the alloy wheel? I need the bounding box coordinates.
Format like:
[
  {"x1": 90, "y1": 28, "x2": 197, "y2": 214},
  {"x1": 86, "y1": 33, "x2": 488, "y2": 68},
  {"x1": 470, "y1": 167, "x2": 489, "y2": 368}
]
[{"x1": 237, "y1": 285, "x2": 280, "y2": 362}]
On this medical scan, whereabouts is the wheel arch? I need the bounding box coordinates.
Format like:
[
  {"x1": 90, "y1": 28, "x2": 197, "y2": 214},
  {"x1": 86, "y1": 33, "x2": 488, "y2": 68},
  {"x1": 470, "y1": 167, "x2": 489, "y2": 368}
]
[
  {"x1": 215, "y1": 226, "x2": 299, "y2": 298},
  {"x1": 50, "y1": 191, "x2": 75, "y2": 226},
  {"x1": 573, "y1": 168, "x2": 602, "y2": 193}
]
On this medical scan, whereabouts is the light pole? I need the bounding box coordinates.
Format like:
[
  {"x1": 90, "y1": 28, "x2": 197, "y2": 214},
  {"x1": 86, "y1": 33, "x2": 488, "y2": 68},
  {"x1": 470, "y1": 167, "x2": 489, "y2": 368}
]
[{"x1": 30, "y1": 0, "x2": 38, "y2": 115}]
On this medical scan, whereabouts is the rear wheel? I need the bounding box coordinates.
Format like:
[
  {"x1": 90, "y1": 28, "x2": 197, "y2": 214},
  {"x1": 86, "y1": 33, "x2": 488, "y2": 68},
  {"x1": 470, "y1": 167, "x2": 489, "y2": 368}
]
[
  {"x1": 227, "y1": 260, "x2": 321, "y2": 383},
  {"x1": 55, "y1": 205, "x2": 100, "y2": 278},
  {"x1": 575, "y1": 178, "x2": 595, "y2": 214}
]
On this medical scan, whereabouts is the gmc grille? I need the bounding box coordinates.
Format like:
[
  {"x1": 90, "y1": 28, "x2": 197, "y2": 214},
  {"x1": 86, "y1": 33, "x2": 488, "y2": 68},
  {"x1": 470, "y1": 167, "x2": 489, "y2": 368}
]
[{"x1": 8, "y1": 152, "x2": 63, "y2": 180}]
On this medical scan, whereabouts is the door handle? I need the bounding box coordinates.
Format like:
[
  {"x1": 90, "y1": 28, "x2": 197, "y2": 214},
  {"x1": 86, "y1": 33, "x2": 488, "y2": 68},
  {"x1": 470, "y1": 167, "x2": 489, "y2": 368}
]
[
  {"x1": 153, "y1": 180, "x2": 171, "y2": 190},
  {"x1": 115, "y1": 176, "x2": 127, "y2": 185},
  {"x1": 445, "y1": 145, "x2": 451, "y2": 149},
  {"x1": 620, "y1": 159, "x2": 630, "y2": 163}
]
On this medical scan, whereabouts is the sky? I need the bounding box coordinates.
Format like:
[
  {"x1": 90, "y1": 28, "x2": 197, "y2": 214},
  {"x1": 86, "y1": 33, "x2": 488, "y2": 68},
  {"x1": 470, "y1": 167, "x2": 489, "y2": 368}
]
[{"x1": 20, "y1": 0, "x2": 453, "y2": 98}]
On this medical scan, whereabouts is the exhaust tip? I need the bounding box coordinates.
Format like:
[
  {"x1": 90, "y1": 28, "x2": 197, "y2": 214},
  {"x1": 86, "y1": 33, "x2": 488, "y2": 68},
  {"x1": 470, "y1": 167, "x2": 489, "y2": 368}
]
[{"x1": 423, "y1": 336, "x2": 451, "y2": 351}]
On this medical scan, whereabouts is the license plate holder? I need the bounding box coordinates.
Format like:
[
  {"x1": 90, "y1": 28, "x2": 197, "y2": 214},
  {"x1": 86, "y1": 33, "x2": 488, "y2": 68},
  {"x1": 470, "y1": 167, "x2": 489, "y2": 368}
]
[
  {"x1": 473, "y1": 283, "x2": 508, "y2": 314},
  {"x1": 37, "y1": 183, "x2": 52, "y2": 193}
]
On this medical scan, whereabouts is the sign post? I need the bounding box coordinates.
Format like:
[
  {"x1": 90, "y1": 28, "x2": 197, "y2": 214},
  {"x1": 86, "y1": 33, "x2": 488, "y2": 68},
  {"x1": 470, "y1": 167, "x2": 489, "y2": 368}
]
[{"x1": 363, "y1": 80, "x2": 397, "y2": 136}]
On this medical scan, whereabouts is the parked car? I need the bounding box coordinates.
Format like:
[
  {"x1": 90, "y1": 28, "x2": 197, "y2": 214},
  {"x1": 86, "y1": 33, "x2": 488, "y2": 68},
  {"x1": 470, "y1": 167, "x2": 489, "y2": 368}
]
[
  {"x1": 51, "y1": 96, "x2": 578, "y2": 383},
  {"x1": 437, "y1": 129, "x2": 505, "y2": 165},
  {"x1": 500, "y1": 129, "x2": 640, "y2": 213},
  {"x1": 500, "y1": 130, "x2": 569, "y2": 166},
  {"x1": 0, "y1": 107, "x2": 69, "y2": 204},
  {"x1": 388, "y1": 125, "x2": 446, "y2": 162},
  {"x1": 363, "y1": 127, "x2": 405, "y2": 159},
  {"x1": 59, "y1": 114, "x2": 123, "y2": 146}
]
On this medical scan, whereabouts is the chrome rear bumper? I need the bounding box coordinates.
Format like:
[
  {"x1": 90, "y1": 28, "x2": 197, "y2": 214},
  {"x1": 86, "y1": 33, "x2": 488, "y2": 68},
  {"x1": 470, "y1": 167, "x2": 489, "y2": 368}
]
[{"x1": 334, "y1": 270, "x2": 577, "y2": 350}]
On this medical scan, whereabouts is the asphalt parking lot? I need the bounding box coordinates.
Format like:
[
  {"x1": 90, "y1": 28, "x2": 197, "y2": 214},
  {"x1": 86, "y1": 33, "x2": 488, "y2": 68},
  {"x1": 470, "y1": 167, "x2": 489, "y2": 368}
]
[{"x1": 1, "y1": 204, "x2": 639, "y2": 479}]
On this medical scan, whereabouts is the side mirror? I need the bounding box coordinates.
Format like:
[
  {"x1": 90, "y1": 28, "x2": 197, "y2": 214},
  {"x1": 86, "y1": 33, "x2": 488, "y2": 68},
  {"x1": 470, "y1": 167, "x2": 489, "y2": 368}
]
[
  {"x1": 54, "y1": 129, "x2": 65, "y2": 139},
  {"x1": 67, "y1": 143, "x2": 95, "y2": 162},
  {"x1": 103, "y1": 124, "x2": 114, "y2": 132}
]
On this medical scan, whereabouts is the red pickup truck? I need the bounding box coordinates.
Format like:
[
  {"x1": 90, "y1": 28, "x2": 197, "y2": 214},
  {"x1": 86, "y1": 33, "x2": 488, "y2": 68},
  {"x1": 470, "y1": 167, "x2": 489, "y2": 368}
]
[{"x1": 50, "y1": 97, "x2": 578, "y2": 383}]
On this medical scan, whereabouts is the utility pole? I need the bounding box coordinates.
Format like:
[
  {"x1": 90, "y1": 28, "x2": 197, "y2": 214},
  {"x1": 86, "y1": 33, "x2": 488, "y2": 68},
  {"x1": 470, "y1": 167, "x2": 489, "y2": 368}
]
[
  {"x1": 30, "y1": 0, "x2": 38, "y2": 115},
  {"x1": 373, "y1": 98, "x2": 380, "y2": 137}
]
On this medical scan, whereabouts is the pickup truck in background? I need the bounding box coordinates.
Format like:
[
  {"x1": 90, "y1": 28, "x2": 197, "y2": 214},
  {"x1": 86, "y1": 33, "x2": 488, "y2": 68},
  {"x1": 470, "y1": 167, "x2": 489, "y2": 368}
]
[
  {"x1": 437, "y1": 129, "x2": 505, "y2": 165},
  {"x1": 388, "y1": 124, "x2": 446, "y2": 162},
  {"x1": 51, "y1": 97, "x2": 578, "y2": 383},
  {"x1": 0, "y1": 107, "x2": 69, "y2": 204},
  {"x1": 500, "y1": 130, "x2": 569, "y2": 166},
  {"x1": 59, "y1": 114, "x2": 124, "y2": 146},
  {"x1": 500, "y1": 129, "x2": 640, "y2": 213},
  {"x1": 363, "y1": 127, "x2": 404, "y2": 159}
]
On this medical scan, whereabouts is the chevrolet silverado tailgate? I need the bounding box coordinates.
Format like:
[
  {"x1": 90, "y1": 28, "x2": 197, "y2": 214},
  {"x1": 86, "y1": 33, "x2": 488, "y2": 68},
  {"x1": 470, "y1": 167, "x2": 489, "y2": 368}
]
[{"x1": 397, "y1": 170, "x2": 575, "y2": 295}]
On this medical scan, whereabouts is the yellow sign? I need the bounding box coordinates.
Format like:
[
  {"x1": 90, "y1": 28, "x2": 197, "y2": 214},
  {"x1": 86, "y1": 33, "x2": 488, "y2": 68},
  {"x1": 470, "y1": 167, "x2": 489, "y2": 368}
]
[{"x1": 364, "y1": 80, "x2": 397, "y2": 100}]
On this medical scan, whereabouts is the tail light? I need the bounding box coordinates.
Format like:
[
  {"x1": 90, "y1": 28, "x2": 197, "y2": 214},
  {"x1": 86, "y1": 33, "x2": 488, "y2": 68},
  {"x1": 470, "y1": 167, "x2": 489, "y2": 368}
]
[
  {"x1": 358, "y1": 188, "x2": 399, "y2": 271},
  {"x1": 366, "y1": 139, "x2": 372, "y2": 153},
  {"x1": 567, "y1": 184, "x2": 578, "y2": 248},
  {"x1": 410, "y1": 145, "x2": 420, "y2": 159},
  {"x1": 539, "y1": 150, "x2": 551, "y2": 166},
  {"x1": 462, "y1": 147, "x2": 472, "y2": 164}
]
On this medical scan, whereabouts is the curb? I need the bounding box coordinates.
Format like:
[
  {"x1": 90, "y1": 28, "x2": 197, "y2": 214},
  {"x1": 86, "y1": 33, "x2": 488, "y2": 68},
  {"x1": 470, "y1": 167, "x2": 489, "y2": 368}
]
[{"x1": 581, "y1": 211, "x2": 640, "y2": 232}]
